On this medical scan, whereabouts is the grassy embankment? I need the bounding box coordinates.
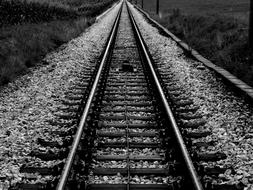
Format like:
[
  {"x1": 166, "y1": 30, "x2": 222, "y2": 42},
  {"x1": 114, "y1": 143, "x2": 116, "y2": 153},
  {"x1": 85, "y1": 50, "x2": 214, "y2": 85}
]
[
  {"x1": 137, "y1": 0, "x2": 253, "y2": 86},
  {"x1": 0, "y1": 0, "x2": 117, "y2": 85}
]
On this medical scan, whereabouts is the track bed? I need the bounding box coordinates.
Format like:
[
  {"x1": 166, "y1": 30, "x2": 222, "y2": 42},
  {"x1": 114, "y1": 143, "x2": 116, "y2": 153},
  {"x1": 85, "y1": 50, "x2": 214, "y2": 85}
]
[{"x1": 11, "y1": 1, "x2": 245, "y2": 190}]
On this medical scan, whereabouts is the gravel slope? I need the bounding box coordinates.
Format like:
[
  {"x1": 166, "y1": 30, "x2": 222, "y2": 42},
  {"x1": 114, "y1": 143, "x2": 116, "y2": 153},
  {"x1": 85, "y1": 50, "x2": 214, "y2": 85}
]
[
  {"x1": 0, "y1": 2, "x2": 121, "y2": 188},
  {"x1": 129, "y1": 3, "x2": 253, "y2": 190}
]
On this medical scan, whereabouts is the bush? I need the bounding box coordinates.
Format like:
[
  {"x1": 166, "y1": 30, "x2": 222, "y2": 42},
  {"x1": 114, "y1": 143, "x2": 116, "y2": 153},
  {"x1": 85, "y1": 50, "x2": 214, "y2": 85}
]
[
  {"x1": 155, "y1": 10, "x2": 253, "y2": 86},
  {"x1": 0, "y1": 17, "x2": 92, "y2": 85},
  {"x1": 0, "y1": 0, "x2": 117, "y2": 85}
]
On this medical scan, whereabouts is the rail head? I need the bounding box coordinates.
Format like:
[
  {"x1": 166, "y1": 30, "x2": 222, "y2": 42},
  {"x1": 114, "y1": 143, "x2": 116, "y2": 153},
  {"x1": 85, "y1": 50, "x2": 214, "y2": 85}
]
[
  {"x1": 56, "y1": 2, "x2": 123, "y2": 190},
  {"x1": 126, "y1": 2, "x2": 204, "y2": 190}
]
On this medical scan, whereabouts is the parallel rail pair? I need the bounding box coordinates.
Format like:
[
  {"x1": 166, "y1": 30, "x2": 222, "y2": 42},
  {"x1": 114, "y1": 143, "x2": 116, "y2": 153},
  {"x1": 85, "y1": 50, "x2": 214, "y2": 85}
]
[{"x1": 57, "y1": 1, "x2": 203, "y2": 190}]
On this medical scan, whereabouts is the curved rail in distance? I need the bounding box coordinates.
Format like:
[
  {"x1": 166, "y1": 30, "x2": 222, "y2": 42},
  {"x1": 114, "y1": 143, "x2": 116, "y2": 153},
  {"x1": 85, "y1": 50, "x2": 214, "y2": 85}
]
[
  {"x1": 126, "y1": 2, "x2": 204, "y2": 190},
  {"x1": 56, "y1": 2, "x2": 123, "y2": 189}
]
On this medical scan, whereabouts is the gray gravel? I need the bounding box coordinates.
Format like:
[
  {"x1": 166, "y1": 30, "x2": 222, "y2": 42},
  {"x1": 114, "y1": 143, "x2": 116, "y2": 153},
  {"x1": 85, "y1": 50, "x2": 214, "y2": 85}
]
[
  {"x1": 0, "y1": 2, "x2": 121, "y2": 188},
  {"x1": 129, "y1": 3, "x2": 253, "y2": 189}
]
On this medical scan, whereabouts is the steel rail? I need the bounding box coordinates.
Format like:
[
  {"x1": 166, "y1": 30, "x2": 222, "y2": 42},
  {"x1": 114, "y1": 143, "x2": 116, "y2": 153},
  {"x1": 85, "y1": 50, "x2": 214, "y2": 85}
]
[
  {"x1": 56, "y1": 2, "x2": 123, "y2": 189},
  {"x1": 126, "y1": 2, "x2": 204, "y2": 190}
]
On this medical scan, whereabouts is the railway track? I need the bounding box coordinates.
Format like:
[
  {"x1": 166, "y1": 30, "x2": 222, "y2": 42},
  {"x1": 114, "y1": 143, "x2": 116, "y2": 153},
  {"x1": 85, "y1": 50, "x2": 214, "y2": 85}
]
[
  {"x1": 11, "y1": 1, "x2": 242, "y2": 190},
  {"x1": 57, "y1": 2, "x2": 203, "y2": 189}
]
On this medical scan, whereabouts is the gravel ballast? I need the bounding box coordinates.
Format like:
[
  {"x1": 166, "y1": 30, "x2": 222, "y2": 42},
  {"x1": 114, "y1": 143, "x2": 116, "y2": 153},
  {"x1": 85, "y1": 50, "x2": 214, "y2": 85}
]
[
  {"x1": 0, "y1": 2, "x2": 121, "y2": 188},
  {"x1": 129, "y1": 3, "x2": 253, "y2": 189}
]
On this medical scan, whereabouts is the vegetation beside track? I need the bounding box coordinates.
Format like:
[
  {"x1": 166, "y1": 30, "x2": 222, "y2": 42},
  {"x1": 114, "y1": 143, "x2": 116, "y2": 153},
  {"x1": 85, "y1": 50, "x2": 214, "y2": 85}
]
[
  {"x1": 0, "y1": 0, "x2": 117, "y2": 85},
  {"x1": 155, "y1": 12, "x2": 252, "y2": 86},
  {"x1": 135, "y1": 0, "x2": 253, "y2": 86},
  {"x1": 138, "y1": 0, "x2": 249, "y2": 22}
]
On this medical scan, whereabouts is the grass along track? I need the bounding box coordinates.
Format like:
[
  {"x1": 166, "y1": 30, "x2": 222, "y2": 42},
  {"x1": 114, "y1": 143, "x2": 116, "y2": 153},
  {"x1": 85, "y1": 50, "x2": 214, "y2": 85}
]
[
  {"x1": 0, "y1": 0, "x2": 118, "y2": 26},
  {"x1": 0, "y1": 0, "x2": 118, "y2": 86}
]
